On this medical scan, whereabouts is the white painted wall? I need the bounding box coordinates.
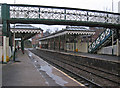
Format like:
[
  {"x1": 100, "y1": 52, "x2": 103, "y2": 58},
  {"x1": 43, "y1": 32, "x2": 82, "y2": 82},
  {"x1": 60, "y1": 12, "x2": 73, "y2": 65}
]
[
  {"x1": 97, "y1": 44, "x2": 120, "y2": 55},
  {"x1": 0, "y1": 46, "x2": 2, "y2": 62},
  {"x1": 0, "y1": 46, "x2": 12, "y2": 62},
  {"x1": 78, "y1": 42, "x2": 88, "y2": 53},
  {"x1": 66, "y1": 42, "x2": 88, "y2": 53}
]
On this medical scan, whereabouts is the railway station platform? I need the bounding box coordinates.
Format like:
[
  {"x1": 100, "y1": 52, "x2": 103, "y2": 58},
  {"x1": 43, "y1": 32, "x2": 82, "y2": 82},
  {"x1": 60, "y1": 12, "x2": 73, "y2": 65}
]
[
  {"x1": 63, "y1": 51, "x2": 120, "y2": 63},
  {"x1": 39, "y1": 48, "x2": 120, "y2": 63},
  {"x1": 35, "y1": 48, "x2": 119, "y2": 74},
  {"x1": 2, "y1": 49, "x2": 84, "y2": 87}
]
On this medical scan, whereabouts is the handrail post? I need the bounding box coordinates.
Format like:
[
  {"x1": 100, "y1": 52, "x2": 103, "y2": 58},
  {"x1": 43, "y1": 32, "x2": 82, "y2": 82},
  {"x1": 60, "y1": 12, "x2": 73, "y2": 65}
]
[
  {"x1": 39, "y1": 7, "x2": 40, "y2": 18},
  {"x1": 64, "y1": 9, "x2": 66, "y2": 20}
]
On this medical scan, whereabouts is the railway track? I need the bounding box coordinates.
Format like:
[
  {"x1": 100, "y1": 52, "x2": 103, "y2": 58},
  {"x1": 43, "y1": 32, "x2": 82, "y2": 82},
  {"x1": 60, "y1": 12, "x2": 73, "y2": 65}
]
[{"x1": 30, "y1": 49, "x2": 120, "y2": 87}]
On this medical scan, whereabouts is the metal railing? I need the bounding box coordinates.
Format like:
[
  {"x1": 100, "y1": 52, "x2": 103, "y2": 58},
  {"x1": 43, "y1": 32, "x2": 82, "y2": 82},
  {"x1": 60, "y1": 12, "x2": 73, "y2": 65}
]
[
  {"x1": 7, "y1": 4, "x2": 120, "y2": 25},
  {"x1": 88, "y1": 28, "x2": 112, "y2": 53}
]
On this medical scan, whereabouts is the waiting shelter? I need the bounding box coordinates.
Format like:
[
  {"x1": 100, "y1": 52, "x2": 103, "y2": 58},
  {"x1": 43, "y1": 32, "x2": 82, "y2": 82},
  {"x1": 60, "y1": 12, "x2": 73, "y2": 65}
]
[
  {"x1": 39, "y1": 26, "x2": 95, "y2": 53},
  {"x1": 1, "y1": 24, "x2": 42, "y2": 63}
]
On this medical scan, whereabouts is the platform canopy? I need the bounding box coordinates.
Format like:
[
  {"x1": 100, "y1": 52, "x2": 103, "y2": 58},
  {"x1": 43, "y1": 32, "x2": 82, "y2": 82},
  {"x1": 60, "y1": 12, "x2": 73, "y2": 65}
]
[
  {"x1": 39, "y1": 26, "x2": 95, "y2": 41},
  {"x1": 10, "y1": 24, "x2": 43, "y2": 40}
]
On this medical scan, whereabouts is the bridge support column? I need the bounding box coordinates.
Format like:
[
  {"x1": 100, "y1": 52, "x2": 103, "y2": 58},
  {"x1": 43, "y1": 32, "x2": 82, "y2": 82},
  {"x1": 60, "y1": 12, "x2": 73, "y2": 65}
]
[
  {"x1": 3, "y1": 37, "x2": 9, "y2": 63},
  {"x1": 13, "y1": 33, "x2": 16, "y2": 61},
  {"x1": 116, "y1": 29, "x2": 120, "y2": 56},
  {"x1": 3, "y1": 36, "x2": 7, "y2": 63},
  {"x1": 21, "y1": 38, "x2": 24, "y2": 54},
  {"x1": 2, "y1": 21, "x2": 7, "y2": 63},
  {"x1": 6, "y1": 37, "x2": 9, "y2": 62},
  {"x1": 116, "y1": 39, "x2": 119, "y2": 56},
  {"x1": 2, "y1": 4, "x2": 10, "y2": 63},
  {"x1": 9, "y1": 31, "x2": 13, "y2": 56},
  {"x1": 6, "y1": 23, "x2": 11, "y2": 62}
]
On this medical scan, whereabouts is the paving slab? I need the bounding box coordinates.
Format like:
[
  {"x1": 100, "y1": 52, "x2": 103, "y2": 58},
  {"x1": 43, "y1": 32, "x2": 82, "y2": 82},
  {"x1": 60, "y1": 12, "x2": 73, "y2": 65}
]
[
  {"x1": 2, "y1": 50, "x2": 47, "y2": 86},
  {"x1": 2, "y1": 50, "x2": 84, "y2": 87},
  {"x1": 27, "y1": 50, "x2": 84, "y2": 87}
]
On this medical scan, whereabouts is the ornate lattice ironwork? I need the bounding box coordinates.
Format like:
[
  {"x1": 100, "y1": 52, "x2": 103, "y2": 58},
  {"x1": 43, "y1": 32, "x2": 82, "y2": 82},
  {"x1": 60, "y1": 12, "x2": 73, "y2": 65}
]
[
  {"x1": 88, "y1": 28, "x2": 112, "y2": 53},
  {"x1": 9, "y1": 5, "x2": 120, "y2": 24}
]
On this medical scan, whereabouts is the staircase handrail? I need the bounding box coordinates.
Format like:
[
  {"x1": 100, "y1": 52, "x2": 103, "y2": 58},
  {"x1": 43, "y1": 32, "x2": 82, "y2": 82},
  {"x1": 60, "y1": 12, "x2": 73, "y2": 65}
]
[{"x1": 88, "y1": 28, "x2": 112, "y2": 53}]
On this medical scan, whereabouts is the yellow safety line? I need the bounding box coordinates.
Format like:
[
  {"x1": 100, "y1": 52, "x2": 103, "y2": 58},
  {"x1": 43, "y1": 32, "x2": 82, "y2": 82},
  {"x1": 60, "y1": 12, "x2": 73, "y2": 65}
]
[
  {"x1": 53, "y1": 66, "x2": 85, "y2": 86},
  {"x1": 31, "y1": 49, "x2": 85, "y2": 86},
  {"x1": 40, "y1": 49, "x2": 120, "y2": 64}
]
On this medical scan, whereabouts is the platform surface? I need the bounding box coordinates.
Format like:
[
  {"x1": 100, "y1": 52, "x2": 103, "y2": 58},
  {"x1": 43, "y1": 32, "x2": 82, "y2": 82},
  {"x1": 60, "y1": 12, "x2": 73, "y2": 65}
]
[
  {"x1": 2, "y1": 50, "x2": 84, "y2": 87},
  {"x1": 39, "y1": 48, "x2": 120, "y2": 63}
]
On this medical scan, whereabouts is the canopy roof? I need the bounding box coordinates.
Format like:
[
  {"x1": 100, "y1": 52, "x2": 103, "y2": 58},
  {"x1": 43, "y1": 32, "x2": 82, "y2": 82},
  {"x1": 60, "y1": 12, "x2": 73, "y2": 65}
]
[
  {"x1": 10, "y1": 24, "x2": 43, "y2": 40},
  {"x1": 39, "y1": 26, "x2": 95, "y2": 41}
]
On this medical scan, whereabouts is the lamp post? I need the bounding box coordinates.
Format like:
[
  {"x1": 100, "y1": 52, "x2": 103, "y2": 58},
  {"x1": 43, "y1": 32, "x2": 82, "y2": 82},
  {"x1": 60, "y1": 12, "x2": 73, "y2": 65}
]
[{"x1": 112, "y1": 0, "x2": 114, "y2": 55}]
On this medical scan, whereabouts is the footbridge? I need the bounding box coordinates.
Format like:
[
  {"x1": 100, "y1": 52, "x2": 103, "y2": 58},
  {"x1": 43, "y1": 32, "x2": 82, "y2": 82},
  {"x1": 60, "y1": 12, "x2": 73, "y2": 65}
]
[
  {"x1": 0, "y1": 3, "x2": 120, "y2": 63},
  {"x1": 1, "y1": 4, "x2": 120, "y2": 28}
]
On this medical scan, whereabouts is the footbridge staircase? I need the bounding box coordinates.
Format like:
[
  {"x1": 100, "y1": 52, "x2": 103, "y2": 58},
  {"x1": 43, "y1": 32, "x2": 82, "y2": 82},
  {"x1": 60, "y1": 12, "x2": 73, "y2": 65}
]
[{"x1": 88, "y1": 28, "x2": 115, "y2": 53}]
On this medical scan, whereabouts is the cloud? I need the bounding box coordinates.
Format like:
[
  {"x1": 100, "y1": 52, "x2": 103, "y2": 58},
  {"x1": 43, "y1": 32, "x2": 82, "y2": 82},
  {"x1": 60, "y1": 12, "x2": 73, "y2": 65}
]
[{"x1": 0, "y1": 0, "x2": 119, "y2": 12}]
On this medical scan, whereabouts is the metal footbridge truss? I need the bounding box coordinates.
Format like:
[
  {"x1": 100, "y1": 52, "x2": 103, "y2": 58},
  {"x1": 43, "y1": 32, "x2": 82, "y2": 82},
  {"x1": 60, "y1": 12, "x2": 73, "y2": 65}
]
[{"x1": 0, "y1": 4, "x2": 120, "y2": 29}]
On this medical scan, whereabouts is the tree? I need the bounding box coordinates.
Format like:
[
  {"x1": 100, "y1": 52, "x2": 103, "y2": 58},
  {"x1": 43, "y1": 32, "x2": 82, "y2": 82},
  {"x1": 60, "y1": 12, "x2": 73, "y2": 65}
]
[
  {"x1": 43, "y1": 29, "x2": 52, "y2": 36},
  {"x1": 54, "y1": 28, "x2": 59, "y2": 33}
]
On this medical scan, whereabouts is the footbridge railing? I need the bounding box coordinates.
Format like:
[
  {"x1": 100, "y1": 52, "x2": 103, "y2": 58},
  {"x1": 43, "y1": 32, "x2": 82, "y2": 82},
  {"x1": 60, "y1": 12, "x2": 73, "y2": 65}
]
[
  {"x1": 1, "y1": 3, "x2": 120, "y2": 29},
  {"x1": 88, "y1": 29, "x2": 112, "y2": 53}
]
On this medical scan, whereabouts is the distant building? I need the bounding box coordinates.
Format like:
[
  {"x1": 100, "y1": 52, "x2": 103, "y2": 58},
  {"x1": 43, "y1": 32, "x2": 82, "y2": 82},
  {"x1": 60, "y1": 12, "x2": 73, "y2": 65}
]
[
  {"x1": 32, "y1": 32, "x2": 43, "y2": 48},
  {"x1": 30, "y1": 26, "x2": 43, "y2": 48},
  {"x1": 118, "y1": 1, "x2": 120, "y2": 13}
]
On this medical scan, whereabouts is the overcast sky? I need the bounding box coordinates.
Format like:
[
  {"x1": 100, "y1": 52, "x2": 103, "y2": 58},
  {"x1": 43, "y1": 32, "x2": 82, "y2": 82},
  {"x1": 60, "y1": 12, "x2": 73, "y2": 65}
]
[
  {"x1": 1, "y1": 0, "x2": 120, "y2": 12},
  {"x1": 1, "y1": 0, "x2": 120, "y2": 32}
]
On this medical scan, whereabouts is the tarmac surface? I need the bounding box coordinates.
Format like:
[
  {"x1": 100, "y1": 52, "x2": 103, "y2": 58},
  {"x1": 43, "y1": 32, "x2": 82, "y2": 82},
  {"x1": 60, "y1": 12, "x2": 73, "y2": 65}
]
[
  {"x1": 2, "y1": 50, "x2": 84, "y2": 87},
  {"x1": 39, "y1": 48, "x2": 120, "y2": 63}
]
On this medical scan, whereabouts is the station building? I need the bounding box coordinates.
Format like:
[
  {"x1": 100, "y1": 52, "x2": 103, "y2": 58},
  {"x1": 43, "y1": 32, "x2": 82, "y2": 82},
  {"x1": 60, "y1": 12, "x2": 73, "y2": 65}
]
[
  {"x1": 32, "y1": 31, "x2": 43, "y2": 48},
  {"x1": 39, "y1": 26, "x2": 95, "y2": 53}
]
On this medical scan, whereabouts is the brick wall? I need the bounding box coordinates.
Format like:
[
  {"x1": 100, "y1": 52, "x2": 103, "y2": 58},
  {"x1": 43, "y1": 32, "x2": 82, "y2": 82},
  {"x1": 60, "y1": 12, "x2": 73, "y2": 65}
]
[
  {"x1": 90, "y1": 27, "x2": 105, "y2": 42},
  {"x1": 32, "y1": 31, "x2": 43, "y2": 47}
]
